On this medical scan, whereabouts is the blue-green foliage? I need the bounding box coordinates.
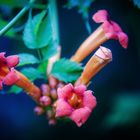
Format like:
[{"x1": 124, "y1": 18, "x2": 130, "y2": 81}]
[
  {"x1": 20, "y1": 67, "x2": 44, "y2": 81},
  {"x1": 132, "y1": 0, "x2": 140, "y2": 8},
  {"x1": 18, "y1": 53, "x2": 39, "y2": 67},
  {"x1": 51, "y1": 58, "x2": 83, "y2": 83},
  {"x1": 23, "y1": 11, "x2": 52, "y2": 49},
  {"x1": 8, "y1": 85, "x2": 22, "y2": 94}
]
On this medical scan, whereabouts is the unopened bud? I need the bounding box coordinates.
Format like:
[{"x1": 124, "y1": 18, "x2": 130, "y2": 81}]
[
  {"x1": 48, "y1": 119, "x2": 57, "y2": 125},
  {"x1": 41, "y1": 84, "x2": 50, "y2": 96},
  {"x1": 34, "y1": 106, "x2": 44, "y2": 115},
  {"x1": 75, "y1": 46, "x2": 112, "y2": 85},
  {"x1": 40, "y1": 96, "x2": 52, "y2": 106},
  {"x1": 48, "y1": 75, "x2": 58, "y2": 89},
  {"x1": 57, "y1": 82, "x2": 65, "y2": 88},
  {"x1": 46, "y1": 109, "x2": 55, "y2": 119},
  {"x1": 51, "y1": 89, "x2": 58, "y2": 100}
]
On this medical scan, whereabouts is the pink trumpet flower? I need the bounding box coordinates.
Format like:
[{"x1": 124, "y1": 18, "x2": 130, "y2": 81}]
[
  {"x1": 71, "y1": 10, "x2": 128, "y2": 63},
  {"x1": 93, "y1": 9, "x2": 128, "y2": 48},
  {"x1": 0, "y1": 52, "x2": 19, "y2": 90},
  {"x1": 55, "y1": 84, "x2": 97, "y2": 127}
]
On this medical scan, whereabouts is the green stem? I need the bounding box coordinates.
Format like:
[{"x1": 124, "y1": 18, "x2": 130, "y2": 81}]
[
  {"x1": 48, "y1": 0, "x2": 60, "y2": 45},
  {"x1": 37, "y1": 49, "x2": 42, "y2": 62},
  {"x1": 0, "y1": 6, "x2": 29, "y2": 36},
  {"x1": 84, "y1": 17, "x2": 91, "y2": 34},
  {"x1": 0, "y1": 0, "x2": 36, "y2": 36}
]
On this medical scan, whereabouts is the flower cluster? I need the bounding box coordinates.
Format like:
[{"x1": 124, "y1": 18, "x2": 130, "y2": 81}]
[
  {"x1": 34, "y1": 82, "x2": 96, "y2": 127},
  {"x1": 35, "y1": 10, "x2": 127, "y2": 126},
  {"x1": 33, "y1": 46, "x2": 112, "y2": 127},
  {"x1": 34, "y1": 77, "x2": 65, "y2": 125},
  {"x1": 0, "y1": 9, "x2": 128, "y2": 127}
]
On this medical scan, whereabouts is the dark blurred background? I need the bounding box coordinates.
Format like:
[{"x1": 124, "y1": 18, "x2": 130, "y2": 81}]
[{"x1": 0, "y1": 0, "x2": 140, "y2": 140}]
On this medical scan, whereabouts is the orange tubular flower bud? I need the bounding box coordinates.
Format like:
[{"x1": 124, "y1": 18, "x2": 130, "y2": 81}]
[{"x1": 75, "y1": 46, "x2": 112, "y2": 86}]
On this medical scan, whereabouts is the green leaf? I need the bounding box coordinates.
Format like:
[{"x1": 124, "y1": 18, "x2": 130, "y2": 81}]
[
  {"x1": 36, "y1": 13, "x2": 52, "y2": 48},
  {"x1": 132, "y1": 0, "x2": 140, "y2": 8},
  {"x1": 23, "y1": 10, "x2": 52, "y2": 49},
  {"x1": 18, "y1": 53, "x2": 39, "y2": 67},
  {"x1": 41, "y1": 42, "x2": 57, "y2": 61},
  {"x1": 51, "y1": 58, "x2": 83, "y2": 83},
  {"x1": 20, "y1": 67, "x2": 43, "y2": 81},
  {"x1": 38, "y1": 61, "x2": 48, "y2": 75},
  {"x1": 8, "y1": 85, "x2": 22, "y2": 94},
  {"x1": 30, "y1": 11, "x2": 46, "y2": 35},
  {"x1": 23, "y1": 14, "x2": 36, "y2": 49}
]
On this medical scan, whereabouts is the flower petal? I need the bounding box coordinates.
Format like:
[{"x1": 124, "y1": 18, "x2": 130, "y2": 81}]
[
  {"x1": 57, "y1": 83, "x2": 73, "y2": 99},
  {"x1": 0, "y1": 80, "x2": 3, "y2": 90},
  {"x1": 6, "y1": 55, "x2": 19, "y2": 68},
  {"x1": 118, "y1": 32, "x2": 128, "y2": 49},
  {"x1": 3, "y1": 68, "x2": 19, "y2": 85},
  {"x1": 74, "y1": 84, "x2": 86, "y2": 96},
  {"x1": 92, "y1": 10, "x2": 109, "y2": 23},
  {"x1": 93, "y1": 10, "x2": 128, "y2": 49},
  {"x1": 83, "y1": 90, "x2": 97, "y2": 110},
  {"x1": 111, "y1": 21, "x2": 122, "y2": 32},
  {"x1": 102, "y1": 21, "x2": 118, "y2": 39},
  {"x1": 0, "y1": 52, "x2": 6, "y2": 62},
  {"x1": 69, "y1": 107, "x2": 91, "y2": 127},
  {"x1": 55, "y1": 99, "x2": 73, "y2": 117}
]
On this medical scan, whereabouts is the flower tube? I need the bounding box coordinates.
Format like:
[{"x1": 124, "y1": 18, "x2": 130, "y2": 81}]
[
  {"x1": 71, "y1": 10, "x2": 128, "y2": 63},
  {"x1": 15, "y1": 70, "x2": 41, "y2": 102},
  {"x1": 0, "y1": 52, "x2": 41, "y2": 102},
  {"x1": 75, "y1": 46, "x2": 112, "y2": 85}
]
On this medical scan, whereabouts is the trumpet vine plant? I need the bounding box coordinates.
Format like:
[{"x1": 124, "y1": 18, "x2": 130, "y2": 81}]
[{"x1": 0, "y1": 0, "x2": 128, "y2": 127}]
